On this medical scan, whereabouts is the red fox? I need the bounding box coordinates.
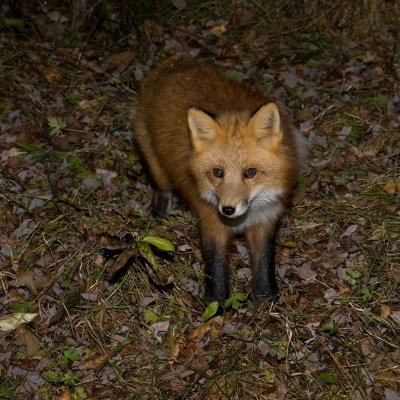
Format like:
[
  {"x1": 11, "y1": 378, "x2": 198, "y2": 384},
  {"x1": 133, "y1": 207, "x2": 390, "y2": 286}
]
[{"x1": 134, "y1": 60, "x2": 308, "y2": 304}]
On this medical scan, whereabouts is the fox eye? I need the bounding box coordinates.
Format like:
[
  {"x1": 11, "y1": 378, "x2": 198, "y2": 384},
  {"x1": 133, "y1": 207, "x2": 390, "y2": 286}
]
[
  {"x1": 244, "y1": 168, "x2": 257, "y2": 178},
  {"x1": 213, "y1": 168, "x2": 224, "y2": 178}
]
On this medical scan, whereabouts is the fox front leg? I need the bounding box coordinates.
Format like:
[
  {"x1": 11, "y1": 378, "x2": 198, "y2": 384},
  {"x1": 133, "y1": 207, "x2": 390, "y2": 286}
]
[
  {"x1": 245, "y1": 224, "x2": 279, "y2": 299},
  {"x1": 199, "y1": 217, "x2": 232, "y2": 304},
  {"x1": 153, "y1": 189, "x2": 172, "y2": 217},
  {"x1": 201, "y1": 237, "x2": 230, "y2": 304}
]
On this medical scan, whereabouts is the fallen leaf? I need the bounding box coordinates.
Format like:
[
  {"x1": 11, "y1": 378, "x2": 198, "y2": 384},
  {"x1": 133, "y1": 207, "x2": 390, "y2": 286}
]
[
  {"x1": 383, "y1": 182, "x2": 399, "y2": 195},
  {"x1": 43, "y1": 67, "x2": 62, "y2": 83},
  {"x1": 120, "y1": 344, "x2": 135, "y2": 354},
  {"x1": 189, "y1": 323, "x2": 212, "y2": 342},
  {"x1": 279, "y1": 241, "x2": 297, "y2": 248},
  {"x1": 369, "y1": 351, "x2": 385, "y2": 371},
  {"x1": 14, "y1": 325, "x2": 42, "y2": 357},
  {"x1": 341, "y1": 224, "x2": 358, "y2": 237},
  {"x1": 294, "y1": 262, "x2": 316, "y2": 282},
  {"x1": 107, "y1": 51, "x2": 133, "y2": 70},
  {"x1": 9, "y1": 270, "x2": 51, "y2": 294},
  {"x1": 78, "y1": 353, "x2": 110, "y2": 371},
  {"x1": 258, "y1": 340, "x2": 272, "y2": 357},
  {"x1": 47, "y1": 11, "x2": 69, "y2": 23},
  {"x1": 108, "y1": 248, "x2": 136, "y2": 276},
  {"x1": 151, "y1": 320, "x2": 170, "y2": 342},
  {"x1": 138, "y1": 243, "x2": 175, "y2": 286},
  {"x1": 160, "y1": 365, "x2": 195, "y2": 381},
  {"x1": 0, "y1": 147, "x2": 25, "y2": 165},
  {"x1": 54, "y1": 389, "x2": 70, "y2": 400},
  {"x1": 171, "y1": 0, "x2": 187, "y2": 10},
  {"x1": 385, "y1": 388, "x2": 400, "y2": 400},
  {"x1": 363, "y1": 139, "x2": 381, "y2": 156},
  {"x1": 318, "y1": 252, "x2": 348, "y2": 269},
  {"x1": 0, "y1": 313, "x2": 38, "y2": 332},
  {"x1": 381, "y1": 305, "x2": 391, "y2": 317},
  {"x1": 209, "y1": 21, "x2": 228, "y2": 34}
]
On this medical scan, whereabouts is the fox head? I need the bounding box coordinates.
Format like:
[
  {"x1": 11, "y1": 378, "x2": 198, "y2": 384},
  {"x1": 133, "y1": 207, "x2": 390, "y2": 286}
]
[{"x1": 188, "y1": 103, "x2": 288, "y2": 224}]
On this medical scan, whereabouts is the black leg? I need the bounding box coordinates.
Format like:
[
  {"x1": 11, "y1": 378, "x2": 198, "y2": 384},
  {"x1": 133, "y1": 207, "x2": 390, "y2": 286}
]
[
  {"x1": 253, "y1": 235, "x2": 278, "y2": 298},
  {"x1": 153, "y1": 190, "x2": 172, "y2": 217},
  {"x1": 202, "y1": 239, "x2": 229, "y2": 304},
  {"x1": 246, "y1": 226, "x2": 278, "y2": 299}
]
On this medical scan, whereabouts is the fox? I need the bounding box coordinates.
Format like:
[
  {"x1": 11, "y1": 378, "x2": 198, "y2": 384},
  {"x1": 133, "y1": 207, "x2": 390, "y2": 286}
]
[{"x1": 134, "y1": 59, "x2": 308, "y2": 304}]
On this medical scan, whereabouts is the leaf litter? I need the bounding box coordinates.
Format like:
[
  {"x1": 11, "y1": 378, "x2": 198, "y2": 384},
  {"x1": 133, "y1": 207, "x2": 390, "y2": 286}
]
[{"x1": 0, "y1": 0, "x2": 399, "y2": 399}]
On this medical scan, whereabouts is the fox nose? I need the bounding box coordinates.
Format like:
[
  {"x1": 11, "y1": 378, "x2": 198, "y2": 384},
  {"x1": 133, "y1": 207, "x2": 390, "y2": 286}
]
[{"x1": 221, "y1": 206, "x2": 235, "y2": 216}]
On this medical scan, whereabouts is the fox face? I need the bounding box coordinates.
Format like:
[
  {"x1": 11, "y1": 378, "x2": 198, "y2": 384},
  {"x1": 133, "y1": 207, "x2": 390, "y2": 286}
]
[{"x1": 189, "y1": 103, "x2": 287, "y2": 232}]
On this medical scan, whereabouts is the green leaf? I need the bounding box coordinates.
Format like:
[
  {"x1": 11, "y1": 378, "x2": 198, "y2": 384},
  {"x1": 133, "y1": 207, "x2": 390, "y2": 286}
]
[
  {"x1": 68, "y1": 156, "x2": 82, "y2": 170},
  {"x1": 322, "y1": 321, "x2": 338, "y2": 336},
  {"x1": 138, "y1": 242, "x2": 156, "y2": 267},
  {"x1": 142, "y1": 236, "x2": 175, "y2": 252},
  {"x1": 144, "y1": 308, "x2": 160, "y2": 324},
  {"x1": 224, "y1": 292, "x2": 247, "y2": 310},
  {"x1": 204, "y1": 301, "x2": 219, "y2": 322},
  {"x1": 206, "y1": 355, "x2": 215, "y2": 364},
  {"x1": 344, "y1": 268, "x2": 361, "y2": 286},
  {"x1": 0, "y1": 385, "x2": 13, "y2": 398},
  {"x1": 361, "y1": 288, "x2": 373, "y2": 302},
  {"x1": 61, "y1": 372, "x2": 79, "y2": 386},
  {"x1": 47, "y1": 117, "x2": 67, "y2": 136},
  {"x1": 61, "y1": 346, "x2": 80, "y2": 364},
  {"x1": 319, "y1": 372, "x2": 339, "y2": 384},
  {"x1": 66, "y1": 93, "x2": 82, "y2": 105},
  {"x1": 74, "y1": 387, "x2": 87, "y2": 399},
  {"x1": 42, "y1": 371, "x2": 63, "y2": 383},
  {"x1": 224, "y1": 69, "x2": 249, "y2": 83}
]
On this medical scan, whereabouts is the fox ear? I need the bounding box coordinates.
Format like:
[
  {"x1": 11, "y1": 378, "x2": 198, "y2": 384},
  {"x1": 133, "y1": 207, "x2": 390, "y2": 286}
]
[
  {"x1": 248, "y1": 103, "x2": 282, "y2": 146},
  {"x1": 188, "y1": 107, "x2": 220, "y2": 152}
]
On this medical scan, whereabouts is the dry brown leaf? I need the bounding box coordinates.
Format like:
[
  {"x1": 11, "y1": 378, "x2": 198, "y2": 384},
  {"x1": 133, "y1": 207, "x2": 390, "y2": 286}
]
[
  {"x1": 0, "y1": 147, "x2": 25, "y2": 165},
  {"x1": 209, "y1": 21, "x2": 228, "y2": 34},
  {"x1": 369, "y1": 351, "x2": 385, "y2": 371},
  {"x1": 10, "y1": 270, "x2": 51, "y2": 294},
  {"x1": 14, "y1": 325, "x2": 42, "y2": 357},
  {"x1": 369, "y1": 228, "x2": 384, "y2": 241},
  {"x1": 341, "y1": 224, "x2": 358, "y2": 237},
  {"x1": 209, "y1": 316, "x2": 223, "y2": 341},
  {"x1": 78, "y1": 353, "x2": 110, "y2": 371},
  {"x1": 160, "y1": 365, "x2": 195, "y2": 381},
  {"x1": 151, "y1": 320, "x2": 170, "y2": 342},
  {"x1": 363, "y1": 139, "x2": 381, "y2": 156},
  {"x1": 299, "y1": 105, "x2": 312, "y2": 121},
  {"x1": 279, "y1": 241, "x2": 298, "y2": 248},
  {"x1": 169, "y1": 336, "x2": 186, "y2": 363},
  {"x1": 43, "y1": 67, "x2": 62, "y2": 83},
  {"x1": 108, "y1": 248, "x2": 136, "y2": 276},
  {"x1": 381, "y1": 305, "x2": 391, "y2": 317},
  {"x1": 169, "y1": 318, "x2": 224, "y2": 364},
  {"x1": 120, "y1": 344, "x2": 135, "y2": 354},
  {"x1": 295, "y1": 262, "x2": 316, "y2": 282},
  {"x1": 107, "y1": 51, "x2": 133, "y2": 70},
  {"x1": 383, "y1": 182, "x2": 399, "y2": 194},
  {"x1": 318, "y1": 251, "x2": 348, "y2": 269},
  {"x1": 390, "y1": 269, "x2": 400, "y2": 282},
  {"x1": 54, "y1": 389, "x2": 70, "y2": 400},
  {"x1": 189, "y1": 323, "x2": 211, "y2": 342}
]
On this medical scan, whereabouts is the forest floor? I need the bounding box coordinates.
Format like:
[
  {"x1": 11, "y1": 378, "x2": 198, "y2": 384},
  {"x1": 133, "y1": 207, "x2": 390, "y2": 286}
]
[{"x1": 0, "y1": 1, "x2": 399, "y2": 399}]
